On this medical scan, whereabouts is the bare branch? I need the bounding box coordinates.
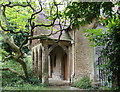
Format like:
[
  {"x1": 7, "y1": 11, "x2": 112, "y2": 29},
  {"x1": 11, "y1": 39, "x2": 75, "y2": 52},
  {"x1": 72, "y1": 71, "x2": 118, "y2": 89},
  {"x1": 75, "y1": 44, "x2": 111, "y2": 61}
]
[
  {"x1": 22, "y1": 40, "x2": 30, "y2": 48},
  {"x1": 28, "y1": 28, "x2": 66, "y2": 40},
  {"x1": 12, "y1": 56, "x2": 29, "y2": 81},
  {"x1": 32, "y1": 2, "x2": 59, "y2": 29},
  {"x1": 28, "y1": 1, "x2": 43, "y2": 27},
  {"x1": 56, "y1": 18, "x2": 63, "y2": 42},
  {"x1": 19, "y1": 37, "x2": 28, "y2": 50},
  {"x1": 0, "y1": 2, "x2": 30, "y2": 34},
  {"x1": 26, "y1": 0, "x2": 35, "y2": 12},
  {"x1": 2, "y1": 55, "x2": 13, "y2": 62},
  {"x1": 4, "y1": 35, "x2": 20, "y2": 53},
  {"x1": 0, "y1": 67, "x2": 25, "y2": 79},
  {"x1": 2, "y1": 33, "x2": 25, "y2": 59},
  {"x1": 1, "y1": 2, "x2": 29, "y2": 8}
]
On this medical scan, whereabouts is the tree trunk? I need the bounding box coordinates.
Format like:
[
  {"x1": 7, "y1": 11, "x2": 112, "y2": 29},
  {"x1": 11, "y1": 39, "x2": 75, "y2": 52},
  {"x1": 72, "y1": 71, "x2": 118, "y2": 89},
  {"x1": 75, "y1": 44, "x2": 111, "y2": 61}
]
[
  {"x1": 13, "y1": 57, "x2": 30, "y2": 82},
  {"x1": 18, "y1": 59, "x2": 29, "y2": 82},
  {"x1": 4, "y1": 35, "x2": 30, "y2": 82}
]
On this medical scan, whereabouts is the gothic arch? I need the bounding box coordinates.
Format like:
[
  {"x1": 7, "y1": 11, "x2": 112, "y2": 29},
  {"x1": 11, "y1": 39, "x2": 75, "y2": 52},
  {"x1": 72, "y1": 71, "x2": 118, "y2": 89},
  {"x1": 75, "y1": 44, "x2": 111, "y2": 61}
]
[
  {"x1": 48, "y1": 45, "x2": 69, "y2": 80},
  {"x1": 48, "y1": 45, "x2": 68, "y2": 55}
]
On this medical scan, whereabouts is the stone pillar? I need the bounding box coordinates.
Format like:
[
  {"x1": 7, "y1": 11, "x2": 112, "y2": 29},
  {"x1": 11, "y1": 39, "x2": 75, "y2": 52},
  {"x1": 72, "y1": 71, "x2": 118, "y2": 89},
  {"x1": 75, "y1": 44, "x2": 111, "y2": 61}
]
[
  {"x1": 34, "y1": 48, "x2": 37, "y2": 77},
  {"x1": 32, "y1": 48, "x2": 35, "y2": 75},
  {"x1": 68, "y1": 47, "x2": 70, "y2": 82},
  {"x1": 38, "y1": 45, "x2": 42, "y2": 82},
  {"x1": 48, "y1": 55, "x2": 51, "y2": 78},
  {"x1": 51, "y1": 54, "x2": 54, "y2": 77},
  {"x1": 36, "y1": 48, "x2": 38, "y2": 77},
  {"x1": 69, "y1": 46, "x2": 73, "y2": 83},
  {"x1": 42, "y1": 44, "x2": 49, "y2": 85},
  {"x1": 71, "y1": 42, "x2": 75, "y2": 83}
]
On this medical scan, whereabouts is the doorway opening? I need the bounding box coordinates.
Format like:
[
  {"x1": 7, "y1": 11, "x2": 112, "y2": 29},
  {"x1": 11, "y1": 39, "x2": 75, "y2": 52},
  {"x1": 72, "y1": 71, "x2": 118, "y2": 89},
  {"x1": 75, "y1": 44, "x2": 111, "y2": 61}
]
[{"x1": 49, "y1": 46, "x2": 68, "y2": 80}]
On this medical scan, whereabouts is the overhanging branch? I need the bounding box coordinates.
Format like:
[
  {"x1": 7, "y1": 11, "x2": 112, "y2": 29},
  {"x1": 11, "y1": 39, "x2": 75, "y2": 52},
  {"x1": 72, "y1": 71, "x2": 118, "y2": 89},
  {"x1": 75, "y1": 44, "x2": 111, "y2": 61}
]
[
  {"x1": 28, "y1": 28, "x2": 66, "y2": 40},
  {"x1": 0, "y1": 67, "x2": 25, "y2": 79}
]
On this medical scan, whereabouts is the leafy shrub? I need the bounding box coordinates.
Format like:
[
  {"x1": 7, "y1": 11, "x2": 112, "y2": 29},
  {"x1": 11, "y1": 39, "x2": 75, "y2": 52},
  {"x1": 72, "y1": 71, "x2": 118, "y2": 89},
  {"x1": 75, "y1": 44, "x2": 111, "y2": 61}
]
[
  {"x1": 2, "y1": 60, "x2": 24, "y2": 87},
  {"x1": 73, "y1": 76, "x2": 92, "y2": 89},
  {"x1": 2, "y1": 56, "x2": 47, "y2": 90},
  {"x1": 29, "y1": 77, "x2": 42, "y2": 85}
]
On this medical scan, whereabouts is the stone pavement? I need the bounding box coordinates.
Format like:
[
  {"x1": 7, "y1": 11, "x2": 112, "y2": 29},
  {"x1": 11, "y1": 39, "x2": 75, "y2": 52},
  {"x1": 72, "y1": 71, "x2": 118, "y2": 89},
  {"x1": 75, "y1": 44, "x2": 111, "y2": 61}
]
[
  {"x1": 49, "y1": 78, "x2": 70, "y2": 86},
  {"x1": 47, "y1": 85, "x2": 80, "y2": 90},
  {"x1": 47, "y1": 78, "x2": 80, "y2": 90}
]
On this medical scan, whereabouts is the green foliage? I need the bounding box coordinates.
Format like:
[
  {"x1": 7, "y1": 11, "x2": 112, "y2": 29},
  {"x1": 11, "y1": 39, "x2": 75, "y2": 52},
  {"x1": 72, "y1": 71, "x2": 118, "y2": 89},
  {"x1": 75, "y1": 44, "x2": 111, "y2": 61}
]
[
  {"x1": 1, "y1": 1, "x2": 119, "y2": 89},
  {"x1": 101, "y1": 17, "x2": 120, "y2": 89},
  {"x1": 3, "y1": 83, "x2": 46, "y2": 90},
  {"x1": 64, "y1": 2, "x2": 115, "y2": 29},
  {"x1": 83, "y1": 28, "x2": 104, "y2": 46},
  {"x1": 84, "y1": 15, "x2": 120, "y2": 89},
  {"x1": 4, "y1": 4, "x2": 33, "y2": 33},
  {"x1": 2, "y1": 60, "x2": 24, "y2": 87},
  {"x1": 14, "y1": 33, "x2": 30, "y2": 53},
  {"x1": 2, "y1": 56, "x2": 46, "y2": 90},
  {"x1": 73, "y1": 76, "x2": 92, "y2": 89},
  {"x1": 0, "y1": 2, "x2": 33, "y2": 54}
]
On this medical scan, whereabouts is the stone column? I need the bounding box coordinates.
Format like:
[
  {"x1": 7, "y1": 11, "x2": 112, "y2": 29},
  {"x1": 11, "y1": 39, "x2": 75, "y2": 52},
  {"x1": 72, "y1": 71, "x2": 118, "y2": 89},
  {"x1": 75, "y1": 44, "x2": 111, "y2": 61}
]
[
  {"x1": 32, "y1": 48, "x2": 35, "y2": 75},
  {"x1": 48, "y1": 55, "x2": 51, "y2": 78},
  {"x1": 38, "y1": 45, "x2": 42, "y2": 82},
  {"x1": 69, "y1": 46, "x2": 72, "y2": 83},
  {"x1": 42, "y1": 44, "x2": 49, "y2": 85},
  {"x1": 36, "y1": 48, "x2": 38, "y2": 77},
  {"x1": 34, "y1": 48, "x2": 36, "y2": 76},
  {"x1": 34, "y1": 47, "x2": 38, "y2": 77},
  {"x1": 71, "y1": 41, "x2": 75, "y2": 83},
  {"x1": 68, "y1": 47, "x2": 71, "y2": 82}
]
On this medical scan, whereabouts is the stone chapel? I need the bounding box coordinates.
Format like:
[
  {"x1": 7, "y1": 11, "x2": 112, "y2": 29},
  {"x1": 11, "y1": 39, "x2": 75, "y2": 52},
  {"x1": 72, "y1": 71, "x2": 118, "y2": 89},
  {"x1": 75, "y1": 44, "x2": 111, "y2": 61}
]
[{"x1": 30, "y1": 13, "x2": 97, "y2": 85}]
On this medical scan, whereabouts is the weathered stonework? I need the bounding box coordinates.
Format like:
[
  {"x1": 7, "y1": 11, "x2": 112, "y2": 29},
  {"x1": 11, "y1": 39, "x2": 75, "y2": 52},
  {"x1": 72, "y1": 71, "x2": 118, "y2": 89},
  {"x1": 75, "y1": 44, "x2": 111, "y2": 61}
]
[
  {"x1": 74, "y1": 27, "x2": 94, "y2": 82},
  {"x1": 30, "y1": 17, "x2": 97, "y2": 84}
]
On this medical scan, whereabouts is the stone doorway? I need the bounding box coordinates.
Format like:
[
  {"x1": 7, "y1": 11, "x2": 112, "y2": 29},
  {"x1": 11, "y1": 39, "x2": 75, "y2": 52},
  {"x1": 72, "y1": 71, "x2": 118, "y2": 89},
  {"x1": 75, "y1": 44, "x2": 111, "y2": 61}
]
[{"x1": 49, "y1": 46, "x2": 68, "y2": 80}]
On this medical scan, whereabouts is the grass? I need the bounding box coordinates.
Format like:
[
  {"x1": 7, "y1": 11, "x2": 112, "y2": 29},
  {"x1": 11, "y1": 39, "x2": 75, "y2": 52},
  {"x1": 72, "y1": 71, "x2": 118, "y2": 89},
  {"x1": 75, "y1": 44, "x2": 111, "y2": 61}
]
[{"x1": 2, "y1": 83, "x2": 47, "y2": 90}]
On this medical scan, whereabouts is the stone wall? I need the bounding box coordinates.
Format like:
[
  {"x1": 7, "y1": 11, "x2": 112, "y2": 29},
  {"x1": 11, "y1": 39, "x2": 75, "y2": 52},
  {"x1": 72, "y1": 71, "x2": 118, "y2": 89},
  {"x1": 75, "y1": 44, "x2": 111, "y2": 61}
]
[
  {"x1": 74, "y1": 25, "x2": 94, "y2": 82},
  {"x1": 31, "y1": 19, "x2": 97, "y2": 84}
]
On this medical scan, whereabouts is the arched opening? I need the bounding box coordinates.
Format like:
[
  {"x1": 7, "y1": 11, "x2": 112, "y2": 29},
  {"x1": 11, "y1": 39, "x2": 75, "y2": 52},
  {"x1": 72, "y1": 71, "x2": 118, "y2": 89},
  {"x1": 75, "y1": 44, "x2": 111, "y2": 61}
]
[{"x1": 49, "y1": 46, "x2": 68, "y2": 80}]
